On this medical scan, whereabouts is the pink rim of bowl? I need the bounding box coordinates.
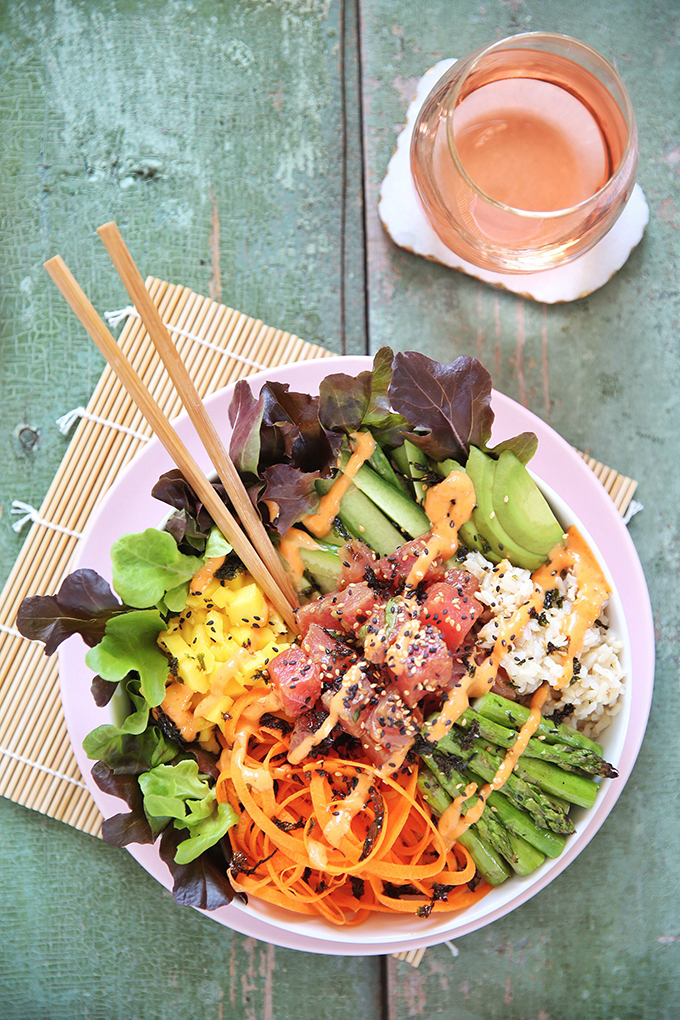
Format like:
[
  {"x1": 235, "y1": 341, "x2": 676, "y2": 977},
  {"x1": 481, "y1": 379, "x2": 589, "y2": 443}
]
[{"x1": 58, "y1": 356, "x2": 655, "y2": 955}]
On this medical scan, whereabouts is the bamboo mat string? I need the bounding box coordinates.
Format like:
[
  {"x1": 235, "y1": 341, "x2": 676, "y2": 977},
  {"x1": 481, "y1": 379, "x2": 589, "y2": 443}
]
[
  {"x1": 10, "y1": 501, "x2": 84, "y2": 538},
  {"x1": 105, "y1": 305, "x2": 271, "y2": 372},
  {"x1": 56, "y1": 406, "x2": 151, "y2": 441}
]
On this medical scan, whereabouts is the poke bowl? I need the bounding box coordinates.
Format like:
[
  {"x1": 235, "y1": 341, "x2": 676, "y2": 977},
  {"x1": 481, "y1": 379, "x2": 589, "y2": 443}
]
[{"x1": 46, "y1": 353, "x2": 653, "y2": 955}]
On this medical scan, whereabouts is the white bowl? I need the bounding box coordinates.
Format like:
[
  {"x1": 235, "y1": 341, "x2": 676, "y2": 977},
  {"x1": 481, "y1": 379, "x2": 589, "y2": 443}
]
[{"x1": 58, "y1": 356, "x2": 654, "y2": 955}]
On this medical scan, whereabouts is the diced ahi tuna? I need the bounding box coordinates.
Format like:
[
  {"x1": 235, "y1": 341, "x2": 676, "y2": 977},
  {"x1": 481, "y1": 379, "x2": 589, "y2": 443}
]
[
  {"x1": 420, "y1": 577, "x2": 482, "y2": 653},
  {"x1": 374, "y1": 536, "x2": 447, "y2": 591},
  {"x1": 295, "y1": 582, "x2": 378, "y2": 638},
  {"x1": 267, "y1": 646, "x2": 321, "y2": 718},
  {"x1": 361, "y1": 606, "x2": 387, "y2": 664},
  {"x1": 301, "y1": 623, "x2": 358, "y2": 683},
  {"x1": 289, "y1": 706, "x2": 334, "y2": 758},
  {"x1": 356, "y1": 685, "x2": 418, "y2": 768},
  {"x1": 385, "y1": 619, "x2": 453, "y2": 708},
  {"x1": 337, "y1": 539, "x2": 378, "y2": 588},
  {"x1": 321, "y1": 665, "x2": 416, "y2": 768}
]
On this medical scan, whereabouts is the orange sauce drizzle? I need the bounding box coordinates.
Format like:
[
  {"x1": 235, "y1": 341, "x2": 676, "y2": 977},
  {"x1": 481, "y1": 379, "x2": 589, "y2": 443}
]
[
  {"x1": 406, "y1": 469, "x2": 477, "y2": 587},
  {"x1": 278, "y1": 528, "x2": 323, "y2": 585},
  {"x1": 532, "y1": 527, "x2": 610, "y2": 688},
  {"x1": 303, "y1": 431, "x2": 376, "y2": 538},
  {"x1": 160, "y1": 680, "x2": 200, "y2": 742}
]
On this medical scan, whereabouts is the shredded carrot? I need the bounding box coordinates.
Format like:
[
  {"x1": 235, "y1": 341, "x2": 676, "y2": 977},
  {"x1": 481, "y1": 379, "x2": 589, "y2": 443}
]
[{"x1": 217, "y1": 687, "x2": 492, "y2": 924}]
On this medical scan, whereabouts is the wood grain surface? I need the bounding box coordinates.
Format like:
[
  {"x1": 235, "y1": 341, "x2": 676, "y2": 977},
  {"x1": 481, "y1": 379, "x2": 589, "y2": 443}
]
[{"x1": 0, "y1": 1, "x2": 678, "y2": 1018}]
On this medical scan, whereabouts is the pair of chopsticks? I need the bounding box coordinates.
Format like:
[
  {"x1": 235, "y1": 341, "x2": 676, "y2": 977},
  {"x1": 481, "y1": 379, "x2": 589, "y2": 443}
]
[{"x1": 44, "y1": 223, "x2": 299, "y2": 631}]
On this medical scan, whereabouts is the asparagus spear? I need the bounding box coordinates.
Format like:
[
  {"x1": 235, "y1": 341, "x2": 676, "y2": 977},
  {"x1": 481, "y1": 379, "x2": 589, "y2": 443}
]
[
  {"x1": 416, "y1": 772, "x2": 511, "y2": 886},
  {"x1": 422, "y1": 736, "x2": 567, "y2": 858},
  {"x1": 476, "y1": 812, "x2": 546, "y2": 876},
  {"x1": 508, "y1": 753, "x2": 599, "y2": 809},
  {"x1": 434, "y1": 715, "x2": 599, "y2": 809},
  {"x1": 420, "y1": 754, "x2": 546, "y2": 876},
  {"x1": 431, "y1": 732, "x2": 575, "y2": 835},
  {"x1": 485, "y1": 791, "x2": 566, "y2": 859},
  {"x1": 455, "y1": 707, "x2": 618, "y2": 778},
  {"x1": 474, "y1": 692, "x2": 604, "y2": 755}
]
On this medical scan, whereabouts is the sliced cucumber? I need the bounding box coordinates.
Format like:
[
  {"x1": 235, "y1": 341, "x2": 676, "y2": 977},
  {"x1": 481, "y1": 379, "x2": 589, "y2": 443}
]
[
  {"x1": 298, "y1": 547, "x2": 342, "y2": 594},
  {"x1": 339, "y1": 451, "x2": 430, "y2": 538},
  {"x1": 315, "y1": 478, "x2": 404, "y2": 556}
]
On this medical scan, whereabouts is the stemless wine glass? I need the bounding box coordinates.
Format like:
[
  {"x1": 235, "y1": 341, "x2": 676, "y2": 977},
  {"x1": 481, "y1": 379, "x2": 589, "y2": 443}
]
[{"x1": 410, "y1": 33, "x2": 638, "y2": 274}]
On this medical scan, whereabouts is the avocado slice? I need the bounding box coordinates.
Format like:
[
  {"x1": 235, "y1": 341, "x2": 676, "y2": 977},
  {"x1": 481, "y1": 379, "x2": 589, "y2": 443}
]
[
  {"x1": 466, "y1": 447, "x2": 546, "y2": 571},
  {"x1": 492, "y1": 450, "x2": 565, "y2": 556},
  {"x1": 457, "y1": 518, "x2": 502, "y2": 563}
]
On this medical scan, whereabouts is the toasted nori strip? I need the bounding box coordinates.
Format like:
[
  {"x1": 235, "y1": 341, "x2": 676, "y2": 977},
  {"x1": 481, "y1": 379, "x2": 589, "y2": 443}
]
[
  {"x1": 359, "y1": 786, "x2": 385, "y2": 862},
  {"x1": 551, "y1": 702, "x2": 576, "y2": 726},
  {"x1": 152, "y1": 706, "x2": 190, "y2": 750},
  {"x1": 214, "y1": 552, "x2": 246, "y2": 581},
  {"x1": 350, "y1": 876, "x2": 365, "y2": 900},
  {"x1": 260, "y1": 713, "x2": 293, "y2": 735},
  {"x1": 383, "y1": 882, "x2": 419, "y2": 898}
]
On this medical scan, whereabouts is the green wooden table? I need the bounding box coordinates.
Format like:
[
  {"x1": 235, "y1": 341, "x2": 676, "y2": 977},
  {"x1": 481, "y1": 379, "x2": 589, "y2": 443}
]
[{"x1": 1, "y1": 1, "x2": 677, "y2": 1017}]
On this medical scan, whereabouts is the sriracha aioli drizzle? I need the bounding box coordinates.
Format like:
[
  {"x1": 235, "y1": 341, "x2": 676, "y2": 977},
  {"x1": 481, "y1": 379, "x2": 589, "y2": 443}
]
[
  {"x1": 304, "y1": 431, "x2": 376, "y2": 538},
  {"x1": 532, "y1": 526, "x2": 610, "y2": 688},
  {"x1": 406, "y1": 469, "x2": 477, "y2": 587},
  {"x1": 189, "y1": 555, "x2": 227, "y2": 595},
  {"x1": 437, "y1": 684, "x2": 550, "y2": 847}
]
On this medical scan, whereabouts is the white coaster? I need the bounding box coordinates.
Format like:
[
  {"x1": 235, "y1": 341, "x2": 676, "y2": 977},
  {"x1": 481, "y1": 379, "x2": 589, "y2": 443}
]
[{"x1": 378, "y1": 59, "x2": 650, "y2": 304}]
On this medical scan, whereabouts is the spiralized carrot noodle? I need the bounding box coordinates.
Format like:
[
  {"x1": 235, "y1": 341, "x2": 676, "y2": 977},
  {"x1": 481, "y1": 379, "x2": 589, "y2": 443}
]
[{"x1": 217, "y1": 690, "x2": 491, "y2": 924}]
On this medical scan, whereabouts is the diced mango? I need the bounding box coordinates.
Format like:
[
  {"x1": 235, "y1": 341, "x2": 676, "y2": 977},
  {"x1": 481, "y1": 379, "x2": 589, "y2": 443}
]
[
  {"x1": 211, "y1": 585, "x2": 236, "y2": 610},
  {"x1": 177, "y1": 657, "x2": 211, "y2": 693},
  {"x1": 159, "y1": 630, "x2": 189, "y2": 662},
  {"x1": 156, "y1": 561, "x2": 292, "y2": 745},
  {"x1": 226, "y1": 583, "x2": 269, "y2": 628},
  {"x1": 228, "y1": 625, "x2": 255, "y2": 648},
  {"x1": 203, "y1": 614, "x2": 226, "y2": 644}
]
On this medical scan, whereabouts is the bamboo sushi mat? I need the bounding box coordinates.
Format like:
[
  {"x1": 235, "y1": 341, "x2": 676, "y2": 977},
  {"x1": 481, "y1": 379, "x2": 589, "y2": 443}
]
[{"x1": 0, "y1": 277, "x2": 639, "y2": 966}]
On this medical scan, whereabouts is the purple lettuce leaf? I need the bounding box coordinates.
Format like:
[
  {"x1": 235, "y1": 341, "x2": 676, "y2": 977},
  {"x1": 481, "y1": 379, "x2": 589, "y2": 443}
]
[
  {"x1": 259, "y1": 463, "x2": 322, "y2": 535},
  {"x1": 228, "y1": 379, "x2": 264, "y2": 478},
  {"x1": 318, "y1": 347, "x2": 408, "y2": 445},
  {"x1": 159, "y1": 826, "x2": 236, "y2": 910},
  {"x1": 261, "y1": 381, "x2": 342, "y2": 473},
  {"x1": 91, "y1": 674, "x2": 118, "y2": 707},
  {"x1": 388, "y1": 352, "x2": 496, "y2": 462},
  {"x1": 152, "y1": 469, "x2": 229, "y2": 552},
  {"x1": 485, "y1": 431, "x2": 539, "y2": 465},
  {"x1": 16, "y1": 569, "x2": 127, "y2": 655},
  {"x1": 91, "y1": 761, "x2": 155, "y2": 847}
]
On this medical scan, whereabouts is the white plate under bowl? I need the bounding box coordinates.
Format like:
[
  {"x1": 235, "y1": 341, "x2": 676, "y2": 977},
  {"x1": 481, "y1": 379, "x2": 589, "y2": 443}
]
[{"x1": 58, "y1": 356, "x2": 655, "y2": 955}]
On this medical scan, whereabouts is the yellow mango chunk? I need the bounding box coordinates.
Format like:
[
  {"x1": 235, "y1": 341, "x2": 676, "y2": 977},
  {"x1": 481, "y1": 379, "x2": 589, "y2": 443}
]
[{"x1": 226, "y1": 583, "x2": 269, "y2": 628}]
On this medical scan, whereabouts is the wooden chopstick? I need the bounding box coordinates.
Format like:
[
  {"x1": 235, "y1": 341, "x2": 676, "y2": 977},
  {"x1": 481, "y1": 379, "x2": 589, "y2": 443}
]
[
  {"x1": 96, "y1": 221, "x2": 299, "y2": 611},
  {"x1": 43, "y1": 254, "x2": 297, "y2": 632}
]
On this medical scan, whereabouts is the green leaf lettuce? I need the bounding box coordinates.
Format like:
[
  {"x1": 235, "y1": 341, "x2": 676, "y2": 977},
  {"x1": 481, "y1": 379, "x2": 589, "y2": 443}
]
[{"x1": 139, "y1": 760, "x2": 238, "y2": 864}]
